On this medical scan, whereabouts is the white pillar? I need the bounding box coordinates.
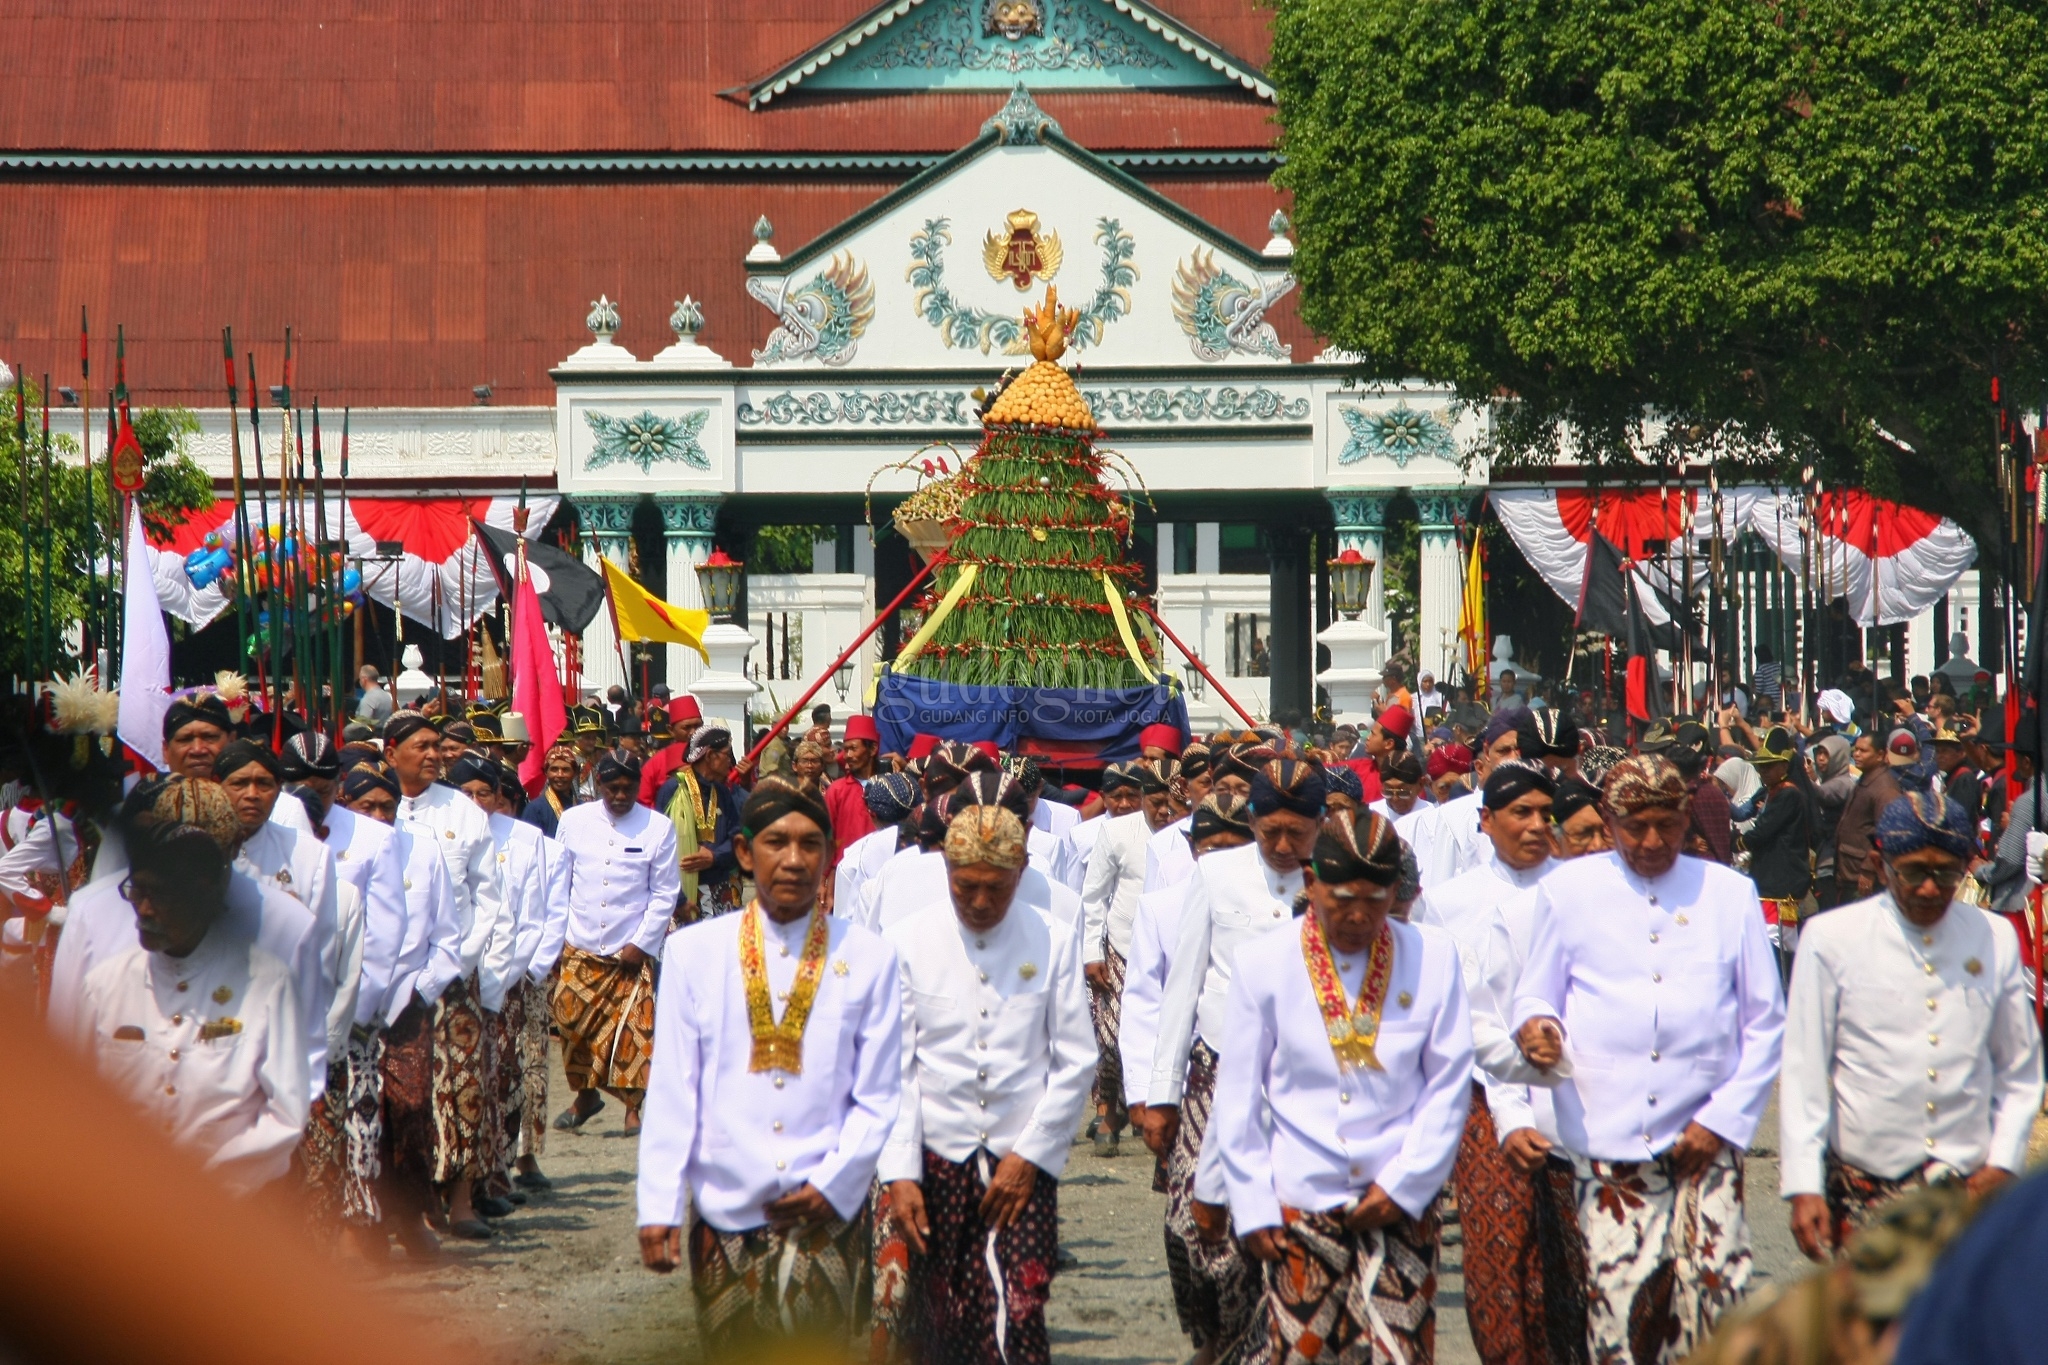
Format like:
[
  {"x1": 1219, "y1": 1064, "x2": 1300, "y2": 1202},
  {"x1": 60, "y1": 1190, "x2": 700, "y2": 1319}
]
[
  {"x1": 1316, "y1": 615, "x2": 1387, "y2": 724},
  {"x1": 1413, "y1": 488, "x2": 1469, "y2": 684},
  {"x1": 575, "y1": 494, "x2": 637, "y2": 700},
  {"x1": 690, "y1": 622, "x2": 759, "y2": 735},
  {"x1": 1157, "y1": 523, "x2": 1176, "y2": 578},
  {"x1": 1195, "y1": 522, "x2": 1220, "y2": 575},
  {"x1": 1326, "y1": 492, "x2": 1392, "y2": 639},
  {"x1": 657, "y1": 494, "x2": 720, "y2": 693}
]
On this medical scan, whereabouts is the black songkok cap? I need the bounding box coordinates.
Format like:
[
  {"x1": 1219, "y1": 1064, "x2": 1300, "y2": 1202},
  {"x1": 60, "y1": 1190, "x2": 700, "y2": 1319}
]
[
  {"x1": 163, "y1": 694, "x2": 235, "y2": 743},
  {"x1": 212, "y1": 738, "x2": 282, "y2": 782},
  {"x1": 280, "y1": 731, "x2": 341, "y2": 780},
  {"x1": 383, "y1": 710, "x2": 436, "y2": 749},
  {"x1": 1551, "y1": 777, "x2": 1604, "y2": 824},
  {"x1": 740, "y1": 783, "x2": 833, "y2": 841},
  {"x1": 340, "y1": 764, "x2": 401, "y2": 801},
  {"x1": 1481, "y1": 759, "x2": 1557, "y2": 811},
  {"x1": 1310, "y1": 808, "x2": 1402, "y2": 886},
  {"x1": 1248, "y1": 758, "x2": 1326, "y2": 818},
  {"x1": 447, "y1": 753, "x2": 498, "y2": 789},
  {"x1": 1188, "y1": 792, "x2": 1253, "y2": 843}
]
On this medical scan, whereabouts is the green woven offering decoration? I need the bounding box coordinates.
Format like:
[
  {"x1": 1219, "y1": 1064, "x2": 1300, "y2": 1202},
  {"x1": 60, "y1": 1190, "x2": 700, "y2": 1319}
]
[{"x1": 897, "y1": 287, "x2": 1158, "y2": 690}]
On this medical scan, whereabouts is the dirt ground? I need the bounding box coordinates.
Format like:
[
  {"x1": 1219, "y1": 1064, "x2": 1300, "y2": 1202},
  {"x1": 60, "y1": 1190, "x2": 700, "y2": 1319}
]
[{"x1": 368, "y1": 1049, "x2": 1825, "y2": 1365}]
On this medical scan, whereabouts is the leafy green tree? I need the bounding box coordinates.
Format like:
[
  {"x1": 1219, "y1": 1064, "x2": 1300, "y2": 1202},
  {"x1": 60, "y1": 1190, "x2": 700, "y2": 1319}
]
[
  {"x1": 1272, "y1": 0, "x2": 2048, "y2": 543},
  {"x1": 0, "y1": 383, "x2": 212, "y2": 681}
]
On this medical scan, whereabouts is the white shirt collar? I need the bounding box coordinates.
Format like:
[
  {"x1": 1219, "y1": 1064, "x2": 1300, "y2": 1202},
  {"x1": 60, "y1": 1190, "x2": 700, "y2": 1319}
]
[{"x1": 1485, "y1": 847, "x2": 1552, "y2": 890}]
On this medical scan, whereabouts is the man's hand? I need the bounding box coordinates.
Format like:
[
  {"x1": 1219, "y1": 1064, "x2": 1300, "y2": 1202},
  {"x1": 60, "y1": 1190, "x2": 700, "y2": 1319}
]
[
  {"x1": 1084, "y1": 962, "x2": 1110, "y2": 993},
  {"x1": 764, "y1": 1183, "x2": 833, "y2": 1232},
  {"x1": 679, "y1": 850, "x2": 716, "y2": 874},
  {"x1": 1966, "y1": 1165, "x2": 2017, "y2": 1201},
  {"x1": 1243, "y1": 1227, "x2": 1287, "y2": 1263},
  {"x1": 1192, "y1": 1200, "x2": 1231, "y2": 1244},
  {"x1": 1142, "y1": 1105, "x2": 1180, "y2": 1156},
  {"x1": 639, "y1": 1224, "x2": 683, "y2": 1273},
  {"x1": 978, "y1": 1153, "x2": 1040, "y2": 1229},
  {"x1": 1516, "y1": 1017, "x2": 1563, "y2": 1071},
  {"x1": 1789, "y1": 1193, "x2": 1833, "y2": 1263},
  {"x1": 1668, "y1": 1121, "x2": 1723, "y2": 1182},
  {"x1": 1342, "y1": 1185, "x2": 1402, "y2": 1232},
  {"x1": 889, "y1": 1180, "x2": 931, "y2": 1255},
  {"x1": 1500, "y1": 1127, "x2": 1553, "y2": 1176},
  {"x1": 617, "y1": 943, "x2": 650, "y2": 968}
]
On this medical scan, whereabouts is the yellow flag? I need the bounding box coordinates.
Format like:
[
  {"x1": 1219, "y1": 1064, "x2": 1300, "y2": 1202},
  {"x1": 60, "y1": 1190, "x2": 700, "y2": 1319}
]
[
  {"x1": 1458, "y1": 530, "x2": 1487, "y2": 677},
  {"x1": 600, "y1": 556, "x2": 710, "y2": 660}
]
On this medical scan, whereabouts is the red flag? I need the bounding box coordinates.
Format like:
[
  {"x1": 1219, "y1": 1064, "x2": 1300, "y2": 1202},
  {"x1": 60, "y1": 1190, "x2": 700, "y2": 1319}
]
[{"x1": 511, "y1": 543, "x2": 568, "y2": 796}]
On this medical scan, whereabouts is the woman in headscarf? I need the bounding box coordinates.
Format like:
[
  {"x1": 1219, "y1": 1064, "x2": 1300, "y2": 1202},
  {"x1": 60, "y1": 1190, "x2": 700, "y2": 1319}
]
[{"x1": 1714, "y1": 756, "x2": 1765, "y2": 834}]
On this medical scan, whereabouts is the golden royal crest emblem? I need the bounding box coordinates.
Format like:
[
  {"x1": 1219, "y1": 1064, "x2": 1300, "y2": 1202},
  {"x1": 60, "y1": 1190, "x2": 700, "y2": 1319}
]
[{"x1": 983, "y1": 210, "x2": 1063, "y2": 291}]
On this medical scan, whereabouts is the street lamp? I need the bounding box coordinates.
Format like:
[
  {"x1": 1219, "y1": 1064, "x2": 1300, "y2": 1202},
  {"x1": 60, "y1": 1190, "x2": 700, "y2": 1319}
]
[
  {"x1": 1182, "y1": 661, "x2": 1206, "y2": 701},
  {"x1": 695, "y1": 547, "x2": 744, "y2": 621},
  {"x1": 835, "y1": 657, "x2": 855, "y2": 702},
  {"x1": 1328, "y1": 547, "x2": 1376, "y2": 619}
]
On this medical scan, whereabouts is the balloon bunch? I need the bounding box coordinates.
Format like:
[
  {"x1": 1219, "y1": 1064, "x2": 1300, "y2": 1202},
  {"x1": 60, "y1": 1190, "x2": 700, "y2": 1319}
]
[{"x1": 186, "y1": 524, "x2": 369, "y2": 625}]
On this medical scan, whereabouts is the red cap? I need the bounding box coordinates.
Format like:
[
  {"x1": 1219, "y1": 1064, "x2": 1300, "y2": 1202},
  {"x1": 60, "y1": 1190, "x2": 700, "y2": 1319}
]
[
  {"x1": 844, "y1": 715, "x2": 880, "y2": 743},
  {"x1": 971, "y1": 740, "x2": 1001, "y2": 763},
  {"x1": 1426, "y1": 743, "x2": 1472, "y2": 778},
  {"x1": 1137, "y1": 723, "x2": 1183, "y2": 754},
  {"x1": 907, "y1": 733, "x2": 941, "y2": 760},
  {"x1": 670, "y1": 695, "x2": 703, "y2": 722},
  {"x1": 1375, "y1": 704, "x2": 1414, "y2": 740}
]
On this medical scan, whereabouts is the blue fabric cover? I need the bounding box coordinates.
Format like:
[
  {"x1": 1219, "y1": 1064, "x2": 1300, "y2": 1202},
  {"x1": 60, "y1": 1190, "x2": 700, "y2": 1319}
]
[{"x1": 873, "y1": 672, "x2": 1190, "y2": 762}]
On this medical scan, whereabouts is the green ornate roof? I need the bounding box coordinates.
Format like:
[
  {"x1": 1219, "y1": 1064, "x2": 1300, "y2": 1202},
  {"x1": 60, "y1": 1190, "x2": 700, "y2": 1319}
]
[{"x1": 744, "y1": 0, "x2": 1272, "y2": 107}]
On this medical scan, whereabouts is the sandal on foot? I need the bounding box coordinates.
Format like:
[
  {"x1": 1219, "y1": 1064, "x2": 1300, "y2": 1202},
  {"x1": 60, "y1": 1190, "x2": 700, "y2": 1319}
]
[
  {"x1": 515, "y1": 1170, "x2": 554, "y2": 1193},
  {"x1": 447, "y1": 1218, "x2": 497, "y2": 1241},
  {"x1": 553, "y1": 1097, "x2": 605, "y2": 1132}
]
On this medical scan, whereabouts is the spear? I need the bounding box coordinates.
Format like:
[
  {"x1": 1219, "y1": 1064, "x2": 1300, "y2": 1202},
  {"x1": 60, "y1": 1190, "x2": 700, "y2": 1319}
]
[
  {"x1": 247, "y1": 352, "x2": 279, "y2": 723},
  {"x1": 39, "y1": 376, "x2": 55, "y2": 676},
  {"x1": 14, "y1": 370, "x2": 31, "y2": 683},
  {"x1": 79, "y1": 392, "x2": 97, "y2": 675},
  {"x1": 223, "y1": 329, "x2": 254, "y2": 671},
  {"x1": 313, "y1": 401, "x2": 341, "y2": 739},
  {"x1": 80, "y1": 309, "x2": 97, "y2": 674},
  {"x1": 105, "y1": 396, "x2": 118, "y2": 670},
  {"x1": 287, "y1": 402, "x2": 311, "y2": 730}
]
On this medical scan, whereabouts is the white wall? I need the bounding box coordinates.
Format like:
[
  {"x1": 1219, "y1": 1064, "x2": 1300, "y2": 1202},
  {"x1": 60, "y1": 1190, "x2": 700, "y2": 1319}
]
[
  {"x1": 1156, "y1": 573, "x2": 1274, "y2": 726},
  {"x1": 745, "y1": 572, "x2": 878, "y2": 723}
]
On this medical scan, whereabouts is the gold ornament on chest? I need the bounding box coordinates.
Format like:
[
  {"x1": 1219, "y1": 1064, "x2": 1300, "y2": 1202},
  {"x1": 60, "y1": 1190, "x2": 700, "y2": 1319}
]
[{"x1": 984, "y1": 209, "x2": 1063, "y2": 291}]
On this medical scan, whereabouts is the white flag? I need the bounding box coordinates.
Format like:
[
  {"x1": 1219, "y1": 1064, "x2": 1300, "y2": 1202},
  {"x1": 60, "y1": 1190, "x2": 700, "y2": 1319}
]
[{"x1": 116, "y1": 497, "x2": 172, "y2": 770}]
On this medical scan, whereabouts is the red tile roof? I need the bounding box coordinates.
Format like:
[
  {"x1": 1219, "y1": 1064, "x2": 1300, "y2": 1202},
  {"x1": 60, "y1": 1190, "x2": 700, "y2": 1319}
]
[
  {"x1": 0, "y1": 0, "x2": 1276, "y2": 154},
  {"x1": 0, "y1": 176, "x2": 1308, "y2": 408}
]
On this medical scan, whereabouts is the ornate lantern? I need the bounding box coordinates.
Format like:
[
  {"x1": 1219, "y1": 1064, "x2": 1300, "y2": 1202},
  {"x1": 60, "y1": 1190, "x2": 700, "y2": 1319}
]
[
  {"x1": 695, "y1": 547, "x2": 744, "y2": 620},
  {"x1": 1328, "y1": 547, "x2": 1376, "y2": 619}
]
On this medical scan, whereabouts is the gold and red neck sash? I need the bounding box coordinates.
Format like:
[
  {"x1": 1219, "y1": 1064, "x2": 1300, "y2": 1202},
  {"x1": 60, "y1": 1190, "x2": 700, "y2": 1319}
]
[
  {"x1": 1301, "y1": 909, "x2": 1394, "y2": 1073},
  {"x1": 740, "y1": 901, "x2": 832, "y2": 1075}
]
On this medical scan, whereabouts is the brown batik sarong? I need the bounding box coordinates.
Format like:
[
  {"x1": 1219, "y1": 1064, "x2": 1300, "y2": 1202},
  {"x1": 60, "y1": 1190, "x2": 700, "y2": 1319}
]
[
  {"x1": 517, "y1": 975, "x2": 552, "y2": 1160},
  {"x1": 1824, "y1": 1151, "x2": 1931, "y2": 1250},
  {"x1": 688, "y1": 1205, "x2": 872, "y2": 1358},
  {"x1": 1452, "y1": 1086, "x2": 1587, "y2": 1365},
  {"x1": 301, "y1": 1072, "x2": 348, "y2": 1230},
  {"x1": 1089, "y1": 938, "x2": 1128, "y2": 1131},
  {"x1": 1575, "y1": 1146, "x2": 1750, "y2": 1365},
  {"x1": 431, "y1": 972, "x2": 496, "y2": 1184},
  {"x1": 378, "y1": 995, "x2": 436, "y2": 1214},
  {"x1": 870, "y1": 1179, "x2": 916, "y2": 1365},
  {"x1": 552, "y1": 945, "x2": 655, "y2": 1104},
  {"x1": 489, "y1": 986, "x2": 527, "y2": 1183},
  {"x1": 913, "y1": 1148, "x2": 1061, "y2": 1365},
  {"x1": 1164, "y1": 1038, "x2": 1263, "y2": 1358},
  {"x1": 1268, "y1": 1204, "x2": 1441, "y2": 1365}
]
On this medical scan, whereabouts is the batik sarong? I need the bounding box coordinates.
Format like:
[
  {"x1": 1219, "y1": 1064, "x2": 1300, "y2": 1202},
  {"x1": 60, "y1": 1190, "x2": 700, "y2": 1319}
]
[
  {"x1": 378, "y1": 996, "x2": 437, "y2": 1215},
  {"x1": 302, "y1": 1072, "x2": 348, "y2": 1229},
  {"x1": 1453, "y1": 1086, "x2": 1587, "y2": 1365},
  {"x1": 1823, "y1": 1151, "x2": 1929, "y2": 1250},
  {"x1": 688, "y1": 1206, "x2": 872, "y2": 1358},
  {"x1": 1268, "y1": 1204, "x2": 1441, "y2": 1365},
  {"x1": 552, "y1": 945, "x2": 655, "y2": 1104},
  {"x1": 1089, "y1": 938, "x2": 1128, "y2": 1132},
  {"x1": 913, "y1": 1148, "x2": 1060, "y2": 1365},
  {"x1": 870, "y1": 1179, "x2": 916, "y2": 1365},
  {"x1": 1574, "y1": 1145, "x2": 1750, "y2": 1365},
  {"x1": 431, "y1": 972, "x2": 495, "y2": 1184},
  {"x1": 490, "y1": 986, "x2": 527, "y2": 1185},
  {"x1": 517, "y1": 975, "x2": 552, "y2": 1159},
  {"x1": 1164, "y1": 1038, "x2": 1263, "y2": 1358}
]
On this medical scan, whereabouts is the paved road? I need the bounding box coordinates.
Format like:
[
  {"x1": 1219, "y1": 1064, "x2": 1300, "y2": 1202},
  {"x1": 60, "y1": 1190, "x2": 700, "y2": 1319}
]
[{"x1": 386, "y1": 1053, "x2": 1814, "y2": 1364}]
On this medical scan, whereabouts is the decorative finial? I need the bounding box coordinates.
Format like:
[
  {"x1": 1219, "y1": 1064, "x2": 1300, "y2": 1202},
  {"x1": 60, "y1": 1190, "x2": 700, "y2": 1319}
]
[
  {"x1": 586, "y1": 295, "x2": 621, "y2": 342},
  {"x1": 670, "y1": 296, "x2": 705, "y2": 341},
  {"x1": 746, "y1": 216, "x2": 781, "y2": 263},
  {"x1": 754, "y1": 216, "x2": 774, "y2": 244},
  {"x1": 1263, "y1": 209, "x2": 1296, "y2": 258},
  {"x1": 981, "y1": 84, "x2": 1063, "y2": 146}
]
